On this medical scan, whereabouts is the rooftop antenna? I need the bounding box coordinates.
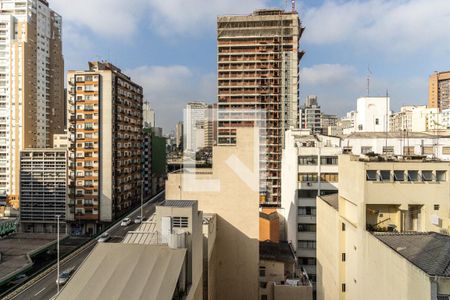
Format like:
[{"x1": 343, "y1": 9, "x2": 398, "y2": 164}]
[
  {"x1": 291, "y1": 0, "x2": 296, "y2": 12},
  {"x1": 367, "y1": 65, "x2": 372, "y2": 97}
]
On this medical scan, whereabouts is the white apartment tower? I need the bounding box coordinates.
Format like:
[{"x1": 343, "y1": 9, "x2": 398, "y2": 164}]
[{"x1": 0, "y1": 0, "x2": 64, "y2": 207}]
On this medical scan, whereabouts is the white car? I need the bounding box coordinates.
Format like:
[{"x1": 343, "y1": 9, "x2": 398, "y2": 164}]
[
  {"x1": 134, "y1": 216, "x2": 143, "y2": 224},
  {"x1": 98, "y1": 232, "x2": 111, "y2": 243},
  {"x1": 120, "y1": 218, "x2": 131, "y2": 227},
  {"x1": 56, "y1": 267, "x2": 75, "y2": 285}
]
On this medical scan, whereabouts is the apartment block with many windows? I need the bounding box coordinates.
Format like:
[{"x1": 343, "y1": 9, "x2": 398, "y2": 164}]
[
  {"x1": 67, "y1": 61, "x2": 143, "y2": 235},
  {"x1": 0, "y1": 0, "x2": 64, "y2": 207},
  {"x1": 282, "y1": 129, "x2": 341, "y2": 287},
  {"x1": 217, "y1": 9, "x2": 304, "y2": 204}
]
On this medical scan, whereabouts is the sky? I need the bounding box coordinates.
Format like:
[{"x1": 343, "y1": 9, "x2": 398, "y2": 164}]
[{"x1": 52, "y1": 0, "x2": 450, "y2": 132}]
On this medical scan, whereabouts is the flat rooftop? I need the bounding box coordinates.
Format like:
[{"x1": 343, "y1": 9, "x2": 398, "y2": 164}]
[
  {"x1": 260, "y1": 241, "x2": 296, "y2": 264},
  {"x1": 160, "y1": 200, "x2": 197, "y2": 207},
  {"x1": 346, "y1": 132, "x2": 450, "y2": 139},
  {"x1": 0, "y1": 233, "x2": 58, "y2": 281},
  {"x1": 374, "y1": 232, "x2": 450, "y2": 277}
]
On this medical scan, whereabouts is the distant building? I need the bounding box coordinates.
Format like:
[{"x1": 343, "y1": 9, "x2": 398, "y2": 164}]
[
  {"x1": 53, "y1": 133, "x2": 69, "y2": 149},
  {"x1": 317, "y1": 154, "x2": 450, "y2": 300},
  {"x1": 355, "y1": 96, "x2": 391, "y2": 132},
  {"x1": 20, "y1": 149, "x2": 67, "y2": 233},
  {"x1": 301, "y1": 96, "x2": 322, "y2": 134},
  {"x1": 184, "y1": 101, "x2": 208, "y2": 153},
  {"x1": 429, "y1": 71, "x2": 450, "y2": 110},
  {"x1": 0, "y1": 0, "x2": 65, "y2": 208},
  {"x1": 176, "y1": 122, "x2": 184, "y2": 149},
  {"x1": 143, "y1": 101, "x2": 156, "y2": 128},
  {"x1": 67, "y1": 61, "x2": 143, "y2": 235}
]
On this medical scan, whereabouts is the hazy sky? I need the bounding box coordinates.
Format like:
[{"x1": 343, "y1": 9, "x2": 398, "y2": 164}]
[{"x1": 52, "y1": 0, "x2": 450, "y2": 132}]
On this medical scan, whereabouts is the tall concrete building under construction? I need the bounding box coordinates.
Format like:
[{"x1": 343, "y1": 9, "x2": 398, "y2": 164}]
[
  {"x1": 0, "y1": 0, "x2": 64, "y2": 207},
  {"x1": 217, "y1": 8, "x2": 303, "y2": 204}
]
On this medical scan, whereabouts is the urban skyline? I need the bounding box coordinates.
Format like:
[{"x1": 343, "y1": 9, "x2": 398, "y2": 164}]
[
  {"x1": 1, "y1": 1, "x2": 450, "y2": 300},
  {"x1": 50, "y1": 0, "x2": 450, "y2": 131}
]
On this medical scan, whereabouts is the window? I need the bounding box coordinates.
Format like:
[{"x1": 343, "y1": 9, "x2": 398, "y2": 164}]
[
  {"x1": 342, "y1": 253, "x2": 346, "y2": 262},
  {"x1": 423, "y1": 146, "x2": 434, "y2": 155},
  {"x1": 422, "y1": 171, "x2": 433, "y2": 182},
  {"x1": 320, "y1": 156, "x2": 338, "y2": 165},
  {"x1": 342, "y1": 283, "x2": 346, "y2": 292},
  {"x1": 298, "y1": 173, "x2": 317, "y2": 182},
  {"x1": 342, "y1": 223, "x2": 346, "y2": 231},
  {"x1": 299, "y1": 257, "x2": 316, "y2": 265},
  {"x1": 298, "y1": 224, "x2": 316, "y2": 232},
  {"x1": 361, "y1": 146, "x2": 373, "y2": 155},
  {"x1": 434, "y1": 204, "x2": 440, "y2": 211},
  {"x1": 383, "y1": 146, "x2": 394, "y2": 155},
  {"x1": 298, "y1": 156, "x2": 317, "y2": 165},
  {"x1": 261, "y1": 295, "x2": 268, "y2": 300},
  {"x1": 172, "y1": 217, "x2": 188, "y2": 228},
  {"x1": 320, "y1": 173, "x2": 338, "y2": 182},
  {"x1": 408, "y1": 170, "x2": 419, "y2": 182},
  {"x1": 375, "y1": 118, "x2": 379, "y2": 125},
  {"x1": 436, "y1": 171, "x2": 447, "y2": 182},
  {"x1": 443, "y1": 147, "x2": 450, "y2": 155},
  {"x1": 380, "y1": 170, "x2": 391, "y2": 181},
  {"x1": 298, "y1": 240, "x2": 316, "y2": 249},
  {"x1": 259, "y1": 266, "x2": 266, "y2": 277},
  {"x1": 298, "y1": 207, "x2": 316, "y2": 216},
  {"x1": 366, "y1": 170, "x2": 377, "y2": 181},
  {"x1": 394, "y1": 170, "x2": 405, "y2": 182},
  {"x1": 403, "y1": 146, "x2": 414, "y2": 155}
]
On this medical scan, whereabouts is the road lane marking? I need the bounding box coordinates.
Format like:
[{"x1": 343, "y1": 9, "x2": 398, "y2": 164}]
[{"x1": 34, "y1": 287, "x2": 46, "y2": 296}]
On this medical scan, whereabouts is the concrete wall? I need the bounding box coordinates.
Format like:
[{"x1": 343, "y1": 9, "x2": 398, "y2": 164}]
[{"x1": 166, "y1": 128, "x2": 260, "y2": 300}]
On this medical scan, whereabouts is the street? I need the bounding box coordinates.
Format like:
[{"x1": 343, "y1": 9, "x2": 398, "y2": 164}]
[{"x1": 9, "y1": 192, "x2": 165, "y2": 300}]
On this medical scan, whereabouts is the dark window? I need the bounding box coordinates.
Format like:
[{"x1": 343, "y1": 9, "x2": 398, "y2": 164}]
[
  {"x1": 422, "y1": 171, "x2": 433, "y2": 182},
  {"x1": 342, "y1": 253, "x2": 346, "y2": 262},
  {"x1": 320, "y1": 156, "x2": 338, "y2": 165},
  {"x1": 298, "y1": 240, "x2": 316, "y2": 249},
  {"x1": 366, "y1": 170, "x2": 377, "y2": 181},
  {"x1": 434, "y1": 204, "x2": 440, "y2": 211},
  {"x1": 342, "y1": 223, "x2": 346, "y2": 231},
  {"x1": 342, "y1": 283, "x2": 346, "y2": 292},
  {"x1": 394, "y1": 170, "x2": 405, "y2": 182},
  {"x1": 298, "y1": 224, "x2": 316, "y2": 232},
  {"x1": 380, "y1": 170, "x2": 391, "y2": 181},
  {"x1": 298, "y1": 207, "x2": 316, "y2": 216},
  {"x1": 408, "y1": 170, "x2": 419, "y2": 182},
  {"x1": 259, "y1": 266, "x2": 266, "y2": 277},
  {"x1": 298, "y1": 156, "x2": 317, "y2": 165}
]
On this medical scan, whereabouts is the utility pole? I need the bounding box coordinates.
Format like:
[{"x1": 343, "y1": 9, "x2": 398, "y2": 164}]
[
  {"x1": 141, "y1": 180, "x2": 144, "y2": 219},
  {"x1": 56, "y1": 215, "x2": 60, "y2": 295}
]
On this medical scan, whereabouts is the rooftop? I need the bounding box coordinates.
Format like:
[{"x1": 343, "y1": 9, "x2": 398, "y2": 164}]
[
  {"x1": 56, "y1": 244, "x2": 187, "y2": 300},
  {"x1": 260, "y1": 241, "x2": 296, "y2": 264},
  {"x1": 374, "y1": 232, "x2": 450, "y2": 277},
  {"x1": 345, "y1": 132, "x2": 450, "y2": 139},
  {"x1": 160, "y1": 200, "x2": 197, "y2": 208},
  {"x1": 319, "y1": 194, "x2": 339, "y2": 210}
]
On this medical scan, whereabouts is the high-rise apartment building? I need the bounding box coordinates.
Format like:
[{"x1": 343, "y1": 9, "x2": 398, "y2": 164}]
[
  {"x1": 0, "y1": 0, "x2": 64, "y2": 207},
  {"x1": 217, "y1": 9, "x2": 303, "y2": 204},
  {"x1": 300, "y1": 96, "x2": 322, "y2": 134},
  {"x1": 19, "y1": 149, "x2": 66, "y2": 233},
  {"x1": 429, "y1": 71, "x2": 450, "y2": 110},
  {"x1": 184, "y1": 101, "x2": 208, "y2": 153},
  {"x1": 67, "y1": 61, "x2": 143, "y2": 235}
]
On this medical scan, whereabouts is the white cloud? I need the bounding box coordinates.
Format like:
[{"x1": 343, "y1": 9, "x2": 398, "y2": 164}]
[
  {"x1": 52, "y1": 0, "x2": 269, "y2": 38},
  {"x1": 301, "y1": 64, "x2": 357, "y2": 85},
  {"x1": 52, "y1": 0, "x2": 147, "y2": 38},
  {"x1": 303, "y1": 0, "x2": 450, "y2": 53},
  {"x1": 146, "y1": 0, "x2": 269, "y2": 37},
  {"x1": 126, "y1": 65, "x2": 216, "y2": 130}
]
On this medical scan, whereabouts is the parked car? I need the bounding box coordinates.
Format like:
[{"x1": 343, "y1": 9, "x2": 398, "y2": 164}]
[
  {"x1": 10, "y1": 274, "x2": 28, "y2": 285},
  {"x1": 134, "y1": 216, "x2": 143, "y2": 224},
  {"x1": 56, "y1": 267, "x2": 75, "y2": 285},
  {"x1": 98, "y1": 232, "x2": 111, "y2": 243},
  {"x1": 120, "y1": 218, "x2": 131, "y2": 227}
]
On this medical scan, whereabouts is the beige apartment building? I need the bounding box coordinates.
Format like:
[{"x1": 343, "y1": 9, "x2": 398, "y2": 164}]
[
  {"x1": 429, "y1": 71, "x2": 450, "y2": 110},
  {"x1": 217, "y1": 9, "x2": 304, "y2": 204},
  {"x1": 67, "y1": 61, "x2": 143, "y2": 235},
  {"x1": 317, "y1": 154, "x2": 450, "y2": 300},
  {"x1": 0, "y1": 0, "x2": 64, "y2": 207}
]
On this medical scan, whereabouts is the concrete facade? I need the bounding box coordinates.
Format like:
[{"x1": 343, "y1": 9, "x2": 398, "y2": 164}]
[
  {"x1": 317, "y1": 154, "x2": 450, "y2": 300},
  {"x1": 356, "y1": 97, "x2": 391, "y2": 132},
  {"x1": 0, "y1": 0, "x2": 64, "y2": 208},
  {"x1": 429, "y1": 71, "x2": 450, "y2": 110},
  {"x1": 67, "y1": 62, "x2": 143, "y2": 235},
  {"x1": 166, "y1": 128, "x2": 260, "y2": 300}
]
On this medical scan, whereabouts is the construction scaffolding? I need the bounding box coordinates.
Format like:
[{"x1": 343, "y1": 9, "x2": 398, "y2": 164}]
[{"x1": 217, "y1": 9, "x2": 304, "y2": 204}]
